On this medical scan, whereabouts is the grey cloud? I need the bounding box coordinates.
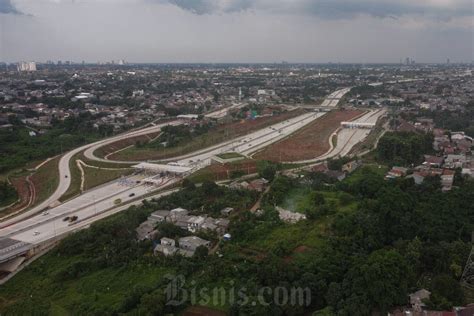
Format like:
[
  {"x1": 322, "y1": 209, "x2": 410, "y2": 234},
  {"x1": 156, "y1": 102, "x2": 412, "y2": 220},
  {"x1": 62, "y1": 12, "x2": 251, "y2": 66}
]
[
  {"x1": 297, "y1": 0, "x2": 473, "y2": 19},
  {"x1": 0, "y1": 0, "x2": 21, "y2": 14},
  {"x1": 165, "y1": 0, "x2": 252, "y2": 14},
  {"x1": 167, "y1": 0, "x2": 214, "y2": 15},
  {"x1": 161, "y1": 0, "x2": 473, "y2": 19}
]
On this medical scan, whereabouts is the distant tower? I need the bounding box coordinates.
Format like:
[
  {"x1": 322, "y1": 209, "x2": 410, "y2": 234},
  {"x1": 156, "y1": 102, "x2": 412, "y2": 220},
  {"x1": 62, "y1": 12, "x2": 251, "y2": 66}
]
[
  {"x1": 238, "y1": 87, "x2": 242, "y2": 101},
  {"x1": 405, "y1": 57, "x2": 410, "y2": 65},
  {"x1": 447, "y1": 58, "x2": 450, "y2": 65}
]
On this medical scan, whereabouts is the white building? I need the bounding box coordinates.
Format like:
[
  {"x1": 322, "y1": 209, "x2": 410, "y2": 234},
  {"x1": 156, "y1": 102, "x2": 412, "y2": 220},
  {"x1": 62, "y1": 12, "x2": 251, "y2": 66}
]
[{"x1": 17, "y1": 61, "x2": 37, "y2": 72}]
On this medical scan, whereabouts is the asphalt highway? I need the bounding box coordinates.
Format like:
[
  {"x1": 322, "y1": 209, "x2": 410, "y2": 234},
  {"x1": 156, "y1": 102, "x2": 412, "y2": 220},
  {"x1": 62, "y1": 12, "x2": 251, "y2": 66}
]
[{"x1": 0, "y1": 87, "x2": 368, "y2": 263}]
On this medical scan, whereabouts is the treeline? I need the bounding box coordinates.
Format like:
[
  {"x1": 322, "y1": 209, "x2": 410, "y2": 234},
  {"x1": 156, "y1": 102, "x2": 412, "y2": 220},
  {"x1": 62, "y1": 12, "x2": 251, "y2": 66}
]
[
  {"x1": 0, "y1": 113, "x2": 115, "y2": 173},
  {"x1": 150, "y1": 180, "x2": 258, "y2": 218},
  {"x1": 423, "y1": 105, "x2": 474, "y2": 137},
  {"x1": 0, "y1": 172, "x2": 472, "y2": 315},
  {"x1": 0, "y1": 181, "x2": 17, "y2": 207},
  {"x1": 377, "y1": 131, "x2": 433, "y2": 166},
  {"x1": 230, "y1": 168, "x2": 472, "y2": 314}
]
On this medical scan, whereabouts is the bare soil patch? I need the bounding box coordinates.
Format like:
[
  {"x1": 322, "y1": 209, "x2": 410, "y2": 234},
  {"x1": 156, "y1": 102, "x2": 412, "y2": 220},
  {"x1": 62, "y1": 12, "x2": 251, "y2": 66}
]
[{"x1": 254, "y1": 109, "x2": 363, "y2": 162}]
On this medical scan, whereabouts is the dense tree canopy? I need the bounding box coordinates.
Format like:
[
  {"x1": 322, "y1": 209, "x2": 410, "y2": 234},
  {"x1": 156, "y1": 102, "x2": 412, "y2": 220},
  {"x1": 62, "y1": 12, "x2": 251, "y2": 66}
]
[{"x1": 377, "y1": 131, "x2": 433, "y2": 166}]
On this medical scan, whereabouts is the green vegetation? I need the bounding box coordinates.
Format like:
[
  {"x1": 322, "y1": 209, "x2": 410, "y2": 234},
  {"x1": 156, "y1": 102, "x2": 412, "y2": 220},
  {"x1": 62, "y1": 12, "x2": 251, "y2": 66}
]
[
  {"x1": 31, "y1": 157, "x2": 60, "y2": 207},
  {"x1": 142, "y1": 123, "x2": 211, "y2": 149},
  {"x1": 150, "y1": 180, "x2": 258, "y2": 218},
  {"x1": 116, "y1": 122, "x2": 225, "y2": 160},
  {"x1": 113, "y1": 110, "x2": 302, "y2": 161},
  {"x1": 60, "y1": 152, "x2": 132, "y2": 202},
  {"x1": 216, "y1": 152, "x2": 243, "y2": 160},
  {"x1": 1, "y1": 169, "x2": 472, "y2": 315},
  {"x1": 83, "y1": 167, "x2": 132, "y2": 191},
  {"x1": 404, "y1": 103, "x2": 474, "y2": 137},
  {"x1": 377, "y1": 131, "x2": 433, "y2": 166},
  {"x1": 257, "y1": 160, "x2": 279, "y2": 181},
  {"x1": 0, "y1": 113, "x2": 114, "y2": 174},
  {"x1": 0, "y1": 181, "x2": 17, "y2": 208}
]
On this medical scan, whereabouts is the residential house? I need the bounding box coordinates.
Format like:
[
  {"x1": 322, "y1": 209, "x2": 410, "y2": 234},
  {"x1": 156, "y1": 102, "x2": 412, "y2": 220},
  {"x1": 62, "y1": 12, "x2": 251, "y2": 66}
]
[
  {"x1": 386, "y1": 166, "x2": 409, "y2": 179},
  {"x1": 229, "y1": 180, "x2": 249, "y2": 190},
  {"x1": 342, "y1": 160, "x2": 360, "y2": 174},
  {"x1": 406, "y1": 172, "x2": 425, "y2": 185},
  {"x1": 247, "y1": 178, "x2": 268, "y2": 192},
  {"x1": 409, "y1": 289, "x2": 431, "y2": 311},
  {"x1": 441, "y1": 169, "x2": 455, "y2": 192},
  {"x1": 220, "y1": 207, "x2": 234, "y2": 217},
  {"x1": 423, "y1": 155, "x2": 444, "y2": 168},
  {"x1": 445, "y1": 154, "x2": 467, "y2": 169},
  {"x1": 149, "y1": 210, "x2": 170, "y2": 222},
  {"x1": 325, "y1": 170, "x2": 346, "y2": 181},
  {"x1": 169, "y1": 208, "x2": 189, "y2": 221},
  {"x1": 154, "y1": 237, "x2": 178, "y2": 256},
  {"x1": 186, "y1": 216, "x2": 206, "y2": 233},
  {"x1": 178, "y1": 236, "x2": 211, "y2": 257},
  {"x1": 136, "y1": 221, "x2": 158, "y2": 241}
]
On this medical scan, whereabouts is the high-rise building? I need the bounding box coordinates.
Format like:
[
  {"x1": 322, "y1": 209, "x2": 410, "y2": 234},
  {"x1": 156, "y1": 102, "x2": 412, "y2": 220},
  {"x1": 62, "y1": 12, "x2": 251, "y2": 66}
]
[
  {"x1": 17, "y1": 61, "x2": 37, "y2": 72},
  {"x1": 405, "y1": 57, "x2": 410, "y2": 65}
]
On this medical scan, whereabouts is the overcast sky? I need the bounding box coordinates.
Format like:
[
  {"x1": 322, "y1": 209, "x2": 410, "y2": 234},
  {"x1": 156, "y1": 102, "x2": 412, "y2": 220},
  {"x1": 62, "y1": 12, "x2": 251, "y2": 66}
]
[{"x1": 0, "y1": 0, "x2": 473, "y2": 63}]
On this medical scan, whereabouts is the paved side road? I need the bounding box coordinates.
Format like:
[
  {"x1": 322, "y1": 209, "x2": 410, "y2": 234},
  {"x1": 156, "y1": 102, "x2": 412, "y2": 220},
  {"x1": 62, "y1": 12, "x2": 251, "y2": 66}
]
[{"x1": 0, "y1": 121, "x2": 180, "y2": 227}]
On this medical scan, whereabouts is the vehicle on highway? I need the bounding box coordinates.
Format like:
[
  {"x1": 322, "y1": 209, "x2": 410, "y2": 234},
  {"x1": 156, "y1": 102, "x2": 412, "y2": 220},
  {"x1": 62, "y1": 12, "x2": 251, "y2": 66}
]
[
  {"x1": 63, "y1": 216, "x2": 70, "y2": 221},
  {"x1": 65, "y1": 175, "x2": 68, "y2": 178},
  {"x1": 129, "y1": 193, "x2": 135, "y2": 197},
  {"x1": 42, "y1": 211, "x2": 49, "y2": 216},
  {"x1": 33, "y1": 231, "x2": 40, "y2": 236},
  {"x1": 69, "y1": 216, "x2": 78, "y2": 222}
]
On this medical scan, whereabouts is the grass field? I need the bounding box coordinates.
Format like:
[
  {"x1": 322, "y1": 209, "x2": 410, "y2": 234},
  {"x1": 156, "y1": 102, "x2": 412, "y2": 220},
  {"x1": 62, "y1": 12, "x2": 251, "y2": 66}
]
[
  {"x1": 343, "y1": 164, "x2": 388, "y2": 185},
  {"x1": 0, "y1": 157, "x2": 60, "y2": 217},
  {"x1": 30, "y1": 157, "x2": 60, "y2": 207},
  {"x1": 60, "y1": 152, "x2": 133, "y2": 202},
  {"x1": 83, "y1": 167, "x2": 133, "y2": 191},
  {"x1": 216, "y1": 152, "x2": 244, "y2": 159},
  {"x1": 0, "y1": 253, "x2": 173, "y2": 314},
  {"x1": 109, "y1": 110, "x2": 305, "y2": 162},
  {"x1": 94, "y1": 132, "x2": 162, "y2": 159},
  {"x1": 189, "y1": 160, "x2": 258, "y2": 183}
]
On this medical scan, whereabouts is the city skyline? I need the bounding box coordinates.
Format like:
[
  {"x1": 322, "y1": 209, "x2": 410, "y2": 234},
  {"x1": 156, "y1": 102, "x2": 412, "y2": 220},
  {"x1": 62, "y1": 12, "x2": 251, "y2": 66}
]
[{"x1": 0, "y1": 0, "x2": 473, "y2": 64}]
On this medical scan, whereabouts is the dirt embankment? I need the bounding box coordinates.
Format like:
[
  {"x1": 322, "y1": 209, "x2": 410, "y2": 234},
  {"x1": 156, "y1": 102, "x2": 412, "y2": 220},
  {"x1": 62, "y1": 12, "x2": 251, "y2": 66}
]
[{"x1": 254, "y1": 109, "x2": 363, "y2": 162}]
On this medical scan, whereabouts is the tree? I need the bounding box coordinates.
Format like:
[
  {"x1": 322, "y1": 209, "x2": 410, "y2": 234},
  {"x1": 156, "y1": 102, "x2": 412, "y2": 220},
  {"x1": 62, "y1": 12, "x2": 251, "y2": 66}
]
[
  {"x1": 194, "y1": 245, "x2": 209, "y2": 259},
  {"x1": 257, "y1": 160, "x2": 278, "y2": 182},
  {"x1": 426, "y1": 274, "x2": 465, "y2": 309},
  {"x1": 377, "y1": 131, "x2": 433, "y2": 166},
  {"x1": 182, "y1": 178, "x2": 196, "y2": 190},
  {"x1": 334, "y1": 249, "x2": 411, "y2": 314},
  {"x1": 0, "y1": 181, "x2": 17, "y2": 207},
  {"x1": 137, "y1": 289, "x2": 166, "y2": 315},
  {"x1": 202, "y1": 180, "x2": 219, "y2": 195}
]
